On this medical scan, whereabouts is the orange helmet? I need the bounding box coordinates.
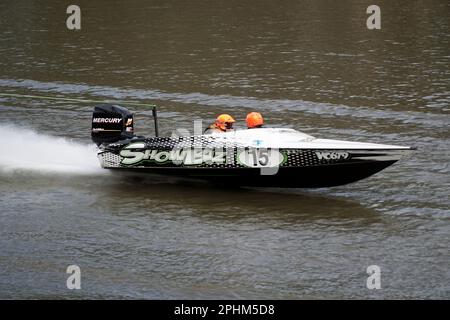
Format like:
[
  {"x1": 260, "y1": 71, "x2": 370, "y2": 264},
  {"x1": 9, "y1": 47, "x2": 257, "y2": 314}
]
[
  {"x1": 246, "y1": 112, "x2": 264, "y2": 128},
  {"x1": 215, "y1": 114, "x2": 235, "y2": 131}
]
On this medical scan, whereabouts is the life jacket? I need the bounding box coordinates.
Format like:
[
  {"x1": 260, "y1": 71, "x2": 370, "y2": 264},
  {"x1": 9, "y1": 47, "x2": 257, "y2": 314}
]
[{"x1": 204, "y1": 123, "x2": 225, "y2": 134}]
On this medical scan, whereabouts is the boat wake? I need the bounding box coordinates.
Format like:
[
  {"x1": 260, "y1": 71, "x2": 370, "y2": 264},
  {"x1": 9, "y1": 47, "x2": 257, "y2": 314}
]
[{"x1": 0, "y1": 124, "x2": 103, "y2": 175}]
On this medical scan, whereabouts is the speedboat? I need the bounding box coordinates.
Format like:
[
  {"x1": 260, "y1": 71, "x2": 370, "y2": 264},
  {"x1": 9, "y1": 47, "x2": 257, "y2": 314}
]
[{"x1": 91, "y1": 104, "x2": 413, "y2": 188}]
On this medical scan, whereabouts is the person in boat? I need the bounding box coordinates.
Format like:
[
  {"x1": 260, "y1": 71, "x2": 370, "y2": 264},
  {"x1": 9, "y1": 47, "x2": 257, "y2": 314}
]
[
  {"x1": 246, "y1": 112, "x2": 264, "y2": 129},
  {"x1": 204, "y1": 114, "x2": 236, "y2": 134}
]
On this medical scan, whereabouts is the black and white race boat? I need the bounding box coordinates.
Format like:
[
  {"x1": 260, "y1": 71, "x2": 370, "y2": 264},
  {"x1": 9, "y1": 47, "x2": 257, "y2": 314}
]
[{"x1": 91, "y1": 105, "x2": 413, "y2": 188}]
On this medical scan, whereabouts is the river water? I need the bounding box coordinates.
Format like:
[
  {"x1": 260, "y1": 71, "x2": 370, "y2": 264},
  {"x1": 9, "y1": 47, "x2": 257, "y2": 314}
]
[{"x1": 0, "y1": 0, "x2": 449, "y2": 299}]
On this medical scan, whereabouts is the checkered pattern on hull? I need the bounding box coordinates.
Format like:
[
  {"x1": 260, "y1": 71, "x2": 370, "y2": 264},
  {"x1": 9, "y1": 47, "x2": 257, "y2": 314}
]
[{"x1": 99, "y1": 152, "x2": 121, "y2": 168}]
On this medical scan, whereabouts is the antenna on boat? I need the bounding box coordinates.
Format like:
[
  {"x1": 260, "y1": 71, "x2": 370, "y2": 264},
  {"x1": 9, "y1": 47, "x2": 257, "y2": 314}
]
[{"x1": 152, "y1": 106, "x2": 159, "y2": 137}]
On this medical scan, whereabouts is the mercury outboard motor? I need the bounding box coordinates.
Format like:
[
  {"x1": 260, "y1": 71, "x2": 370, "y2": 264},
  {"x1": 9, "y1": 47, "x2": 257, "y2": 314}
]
[{"x1": 91, "y1": 104, "x2": 135, "y2": 146}]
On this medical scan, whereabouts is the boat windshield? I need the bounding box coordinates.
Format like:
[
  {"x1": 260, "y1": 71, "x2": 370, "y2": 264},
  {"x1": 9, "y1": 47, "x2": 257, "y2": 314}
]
[{"x1": 215, "y1": 127, "x2": 315, "y2": 142}]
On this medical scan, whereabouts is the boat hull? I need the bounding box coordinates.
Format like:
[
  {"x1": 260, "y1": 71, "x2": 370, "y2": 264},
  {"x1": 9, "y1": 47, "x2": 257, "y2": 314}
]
[
  {"x1": 106, "y1": 159, "x2": 397, "y2": 188},
  {"x1": 99, "y1": 146, "x2": 411, "y2": 188}
]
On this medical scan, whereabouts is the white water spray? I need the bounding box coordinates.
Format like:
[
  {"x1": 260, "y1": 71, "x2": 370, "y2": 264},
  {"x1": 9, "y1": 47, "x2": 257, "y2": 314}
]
[{"x1": 0, "y1": 125, "x2": 104, "y2": 175}]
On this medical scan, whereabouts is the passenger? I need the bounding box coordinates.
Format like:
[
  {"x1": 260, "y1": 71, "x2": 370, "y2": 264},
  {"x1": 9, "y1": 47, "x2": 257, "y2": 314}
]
[
  {"x1": 246, "y1": 112, "x2": 264, "y2": 129},
  {"x1": 204, "y1": 114, "x2": 236, "y2": 134}
]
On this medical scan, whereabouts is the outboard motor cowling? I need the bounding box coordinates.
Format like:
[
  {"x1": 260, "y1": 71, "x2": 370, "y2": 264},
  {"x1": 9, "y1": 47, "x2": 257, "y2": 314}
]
[{"x1": 91, "y1": 104, "x2": 134, "y2": 146}]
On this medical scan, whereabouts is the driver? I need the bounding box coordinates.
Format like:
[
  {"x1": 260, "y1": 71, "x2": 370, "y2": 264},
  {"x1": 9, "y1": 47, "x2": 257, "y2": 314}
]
[{"x1": 204, "y1": 114, "x2": 236, "y2": 134}]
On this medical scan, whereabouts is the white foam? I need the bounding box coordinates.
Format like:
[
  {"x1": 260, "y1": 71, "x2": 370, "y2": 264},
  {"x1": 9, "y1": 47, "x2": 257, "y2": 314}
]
[{"x1": 0, "y1": 125, "x2": 104, "y2": 175}]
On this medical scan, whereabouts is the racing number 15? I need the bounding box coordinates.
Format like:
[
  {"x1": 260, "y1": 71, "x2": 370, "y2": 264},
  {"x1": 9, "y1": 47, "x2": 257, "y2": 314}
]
[{"x1": 250, "y1": 149, "x2": 269, "y2": 166}]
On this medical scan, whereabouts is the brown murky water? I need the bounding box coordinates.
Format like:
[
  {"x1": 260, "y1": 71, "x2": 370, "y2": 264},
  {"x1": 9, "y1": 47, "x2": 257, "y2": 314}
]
[{"x1": 0, "y1": 0, "x2": 449, "y2": 298}]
